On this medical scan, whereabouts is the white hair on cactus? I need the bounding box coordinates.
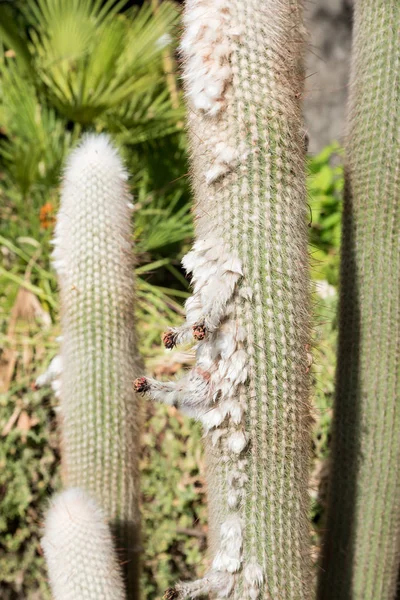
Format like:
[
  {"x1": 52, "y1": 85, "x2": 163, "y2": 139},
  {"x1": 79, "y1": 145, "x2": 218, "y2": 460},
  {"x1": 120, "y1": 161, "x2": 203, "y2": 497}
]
[
  {"x1": 135, "y1": 368, "x2": 211, "y2": 415},
  {"x1": 206, "y1": 163, "x2": 231, "y2": 185},
  {"x1": 181, "y1": 249, "x2": 209, "y2": 275},
  {"x1": 213, "y1": 550, "x2": 242, "y2": 574},
  {"x1": 135, "y1": 234, "x2": 250, "y2": 596},
  {"x1": 134, "y1": 3, "x2": 260, "y2": 595},
  {"x1": 239, "y1": 285, "x2": 253, "y2": 301},
  {"x1": 52, "y1": 134, "x2": 129, "y2": 278},
  {"x1": 225, "y1": 459, "x2": 249, "y2": 510},
  {"x1": 205, "y1": 143, "x2": 249, "y2": 185},
  {"x1": 220, "y1": 399, "x2": 243, "y2": 424},
  {"x1": 243, "y1": 561, "x2": 264, "y2": 600},
  {"x1": 35, "y1": 354, "x2": 62, "y2": 388},
  {"x1": 220, "y1": 514, "x2": 242, "y2": 542},
  {"x1": 227, "y1": 430, "x2": 248, "y2": 454},
  {"x1": 172, "y1": 570, "x2": 235, "y2": 599},
  {"x1": 199, "y1": 406, "x2": 225, "y2": 431},
  {"x1": 212, "y1": 515, "x2": 243, "y2": 573},
  {"x1": 51, "y1": 378, "x2": 62, "y2": 398},
  {"x1": 164, "y1": 242, "x2": 243, "y2": 348},
  {"x1": 214, "y1": 141, "x2": 237, "y2": 165},
  {"x1": 227, "y1": 465, "x2": 249, "y2": 489},
  {"x1": 227, "y1": 488, "x2": 243, "y2": 510},
  {"x1": 42, "y1": 488, "x2": 125, "y2": 600},
  {"x1": 180, "y1": 0, "x2": 233, "y2": 116},
  {"x1": 35, "y1": 354, "x2": 63, "y2": 397},
  {"x1": 211, "y1": 428, "x2": 227, "y2": 446},
  {"x1": 215, "y1": 328, "x2": 236, "y2": 360},
  {"x1": 225, "y1": 349, "x2": 247, "y2": 383}
]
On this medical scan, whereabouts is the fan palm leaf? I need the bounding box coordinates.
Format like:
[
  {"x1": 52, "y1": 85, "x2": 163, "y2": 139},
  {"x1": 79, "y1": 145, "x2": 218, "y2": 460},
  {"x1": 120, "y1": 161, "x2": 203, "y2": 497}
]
[{"x1": 25, "y1": 0, "x2": 179, "y2": 123}]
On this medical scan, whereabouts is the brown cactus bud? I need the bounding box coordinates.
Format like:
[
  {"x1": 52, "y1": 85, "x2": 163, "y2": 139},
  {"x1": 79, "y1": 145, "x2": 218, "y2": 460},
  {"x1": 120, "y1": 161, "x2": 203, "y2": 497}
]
[{"x1": 133, "y1": 377, "x2": 150, "y2": 394}]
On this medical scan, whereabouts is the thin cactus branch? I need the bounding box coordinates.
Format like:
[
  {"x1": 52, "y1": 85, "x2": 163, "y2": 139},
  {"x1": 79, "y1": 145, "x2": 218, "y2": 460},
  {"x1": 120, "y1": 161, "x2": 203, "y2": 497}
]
[{"x1": 318, "y1": 1, "x2": 400, "y2": 599}]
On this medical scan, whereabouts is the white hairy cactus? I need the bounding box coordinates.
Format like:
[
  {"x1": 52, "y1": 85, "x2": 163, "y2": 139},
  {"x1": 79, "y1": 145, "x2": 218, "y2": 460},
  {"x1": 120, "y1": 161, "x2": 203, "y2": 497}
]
[
  {"x1": 42, "y1": 488, "x2": 126, "y2": 600},
  {"x1": 51, "y1": 133, "x2": 142, "y2": 596}
]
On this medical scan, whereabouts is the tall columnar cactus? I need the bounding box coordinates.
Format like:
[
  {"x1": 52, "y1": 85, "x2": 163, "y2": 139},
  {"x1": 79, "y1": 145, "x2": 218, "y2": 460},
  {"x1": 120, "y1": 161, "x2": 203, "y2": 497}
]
[
  {"x1": 135, "y1": 1, "x2": 312, "y2": 598},
  {"x1": 318, "y1": 2, "x2": 400, "y2": 599},
  {"x1": 42, "y1": 488, "x2": 126, "y2": 600},
  {"x1": 50, "y1": 135, "x2": 142, "y2": 598}
]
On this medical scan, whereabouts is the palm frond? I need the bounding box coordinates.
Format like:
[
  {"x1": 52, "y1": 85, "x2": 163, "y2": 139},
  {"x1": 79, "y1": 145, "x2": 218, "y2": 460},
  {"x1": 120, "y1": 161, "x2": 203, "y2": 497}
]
[
  {"x1": 0, "y1": 5, "x2": 31, "y2": 72},
  {"x1": 134, "y1": 185, "x2": 192, "y2": 255},
  {"x1": 26, "y1": 0, "x2": 179, "y2": 123},
  {"x1": 0, "y1": 60, "x2": 78, "y2": 197},
  {"x1": 105, "y1": 87, "x2": 184, "y2": 146}
]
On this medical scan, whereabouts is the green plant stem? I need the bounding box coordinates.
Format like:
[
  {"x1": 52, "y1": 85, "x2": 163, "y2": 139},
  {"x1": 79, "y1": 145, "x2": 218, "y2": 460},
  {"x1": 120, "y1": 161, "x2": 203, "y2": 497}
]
[{"x1": 318, "y1": 2, "x2": 400, "y2": 598}]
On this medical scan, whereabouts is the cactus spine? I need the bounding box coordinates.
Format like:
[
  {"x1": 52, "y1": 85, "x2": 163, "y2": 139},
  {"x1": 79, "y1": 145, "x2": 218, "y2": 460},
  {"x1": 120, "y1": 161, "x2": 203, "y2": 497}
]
[
  {"x1": 51, "y1": 135, "x2": 141, "y2": 598},
  {"x1": 42, "y1": 488, "x2": 126, "y2": 600},
  {"x1": 136, "y1": 1, "x2": 312, "y2": 598},
  {"x1": 318, "y1": 2, "x2": 400, "y2": 599}
]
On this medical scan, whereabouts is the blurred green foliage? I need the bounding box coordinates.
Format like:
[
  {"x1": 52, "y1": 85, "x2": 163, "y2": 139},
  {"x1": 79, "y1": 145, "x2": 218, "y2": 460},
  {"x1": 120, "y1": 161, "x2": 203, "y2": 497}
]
[
  {"x1": 0, "y1": 380, "x2": 61, "y2": 599},
  {"x1": 308, "y1": 142, "x2": 343, "y2": 286},
  {"x1": 0, "y1": 1, "x2": 344, "y2": 596},
  {"x1": 307, "y1": 143, "x2": 343, "y2": 549},
  {"x1": 141, "y1": 405, "x2": 208, "y2": 598}
]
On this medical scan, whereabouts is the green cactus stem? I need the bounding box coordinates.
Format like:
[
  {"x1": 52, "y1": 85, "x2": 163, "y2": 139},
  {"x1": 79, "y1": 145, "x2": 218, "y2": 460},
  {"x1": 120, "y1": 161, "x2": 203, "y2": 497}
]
[
  {"x1": 52, "y1": 134, "x2": 142, "y2": 598},
  {"x1": 318, "y1": 1, "x2": 400, "y2": 599},
  {"x1": 135, "y1": 1, "x2": 313, "y2": 598}
]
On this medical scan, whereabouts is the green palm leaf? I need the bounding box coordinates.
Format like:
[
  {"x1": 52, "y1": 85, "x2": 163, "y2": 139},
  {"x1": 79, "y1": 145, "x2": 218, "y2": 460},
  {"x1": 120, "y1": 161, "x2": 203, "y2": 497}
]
[
  {"x1": 0, "y1": 60, "x2": 77, "y2": 197},
  {"x1": 25, "y1": 0, "x2": 179, "y2": 123}
]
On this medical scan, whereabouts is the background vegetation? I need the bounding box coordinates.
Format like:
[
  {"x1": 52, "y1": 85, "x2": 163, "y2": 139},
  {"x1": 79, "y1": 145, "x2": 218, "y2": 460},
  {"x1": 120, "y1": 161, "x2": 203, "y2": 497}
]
[{"x1": 0, "y1": 1, "x2": 343, "y2": 598}]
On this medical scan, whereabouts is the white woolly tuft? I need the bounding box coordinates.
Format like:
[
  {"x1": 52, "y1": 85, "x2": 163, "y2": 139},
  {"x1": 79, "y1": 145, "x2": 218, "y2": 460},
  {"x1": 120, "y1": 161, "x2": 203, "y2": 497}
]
[
  {"x1": 244, "y1": 561, "x2": 264, "y2": 600},
  {"x1": 214, "y1": 142, "x2": 237, "y2": 164},
  {"x1": 220, "y1": 514, "x2": 242, "y2": 542},
  {"x1": 180, "y1": 0, "x2": 233, "y2": 116},
  {"x1": 35, "y1": 354, "x2": 62, "y2": 398},
  {"x1": 42, "y1": 488, "x2": 126, "y2": 600},
  {"x1": 206, "y1": 163, "x2": 231, "y2": 185},
  {"x1": 212, "y1": 550, "x2": 241, "y2": 574},
  {"x1": 200, "y1": 407, "x2": 225, "y2": 430},
  {"x1": 227, "y1": 431, "x2": 248, "y2": 455},
  {"x1": 35, "y1": 354, "x2": 62, "y2": 388},
  {"x1": 206, "y1": 141, "x2": 240, "y2": 184},
  {"x1": 220, "y1": 399, "x2": 243, "y2": 424},
  {"x1": 211, "y1": 515, "x2": 243, "y2": 573},
  {"x1": 174, "y1": 570, "x2": 235, "y2": 599},
  {"x1": 211, "y1": 428, "x2": 227, "y2": 446},
  {"x1": 140, "y1": 368, "x2": 211, "y2": 414},
  {"x1": 139, "y1": 234, "x2": 249, "y2": 590}
]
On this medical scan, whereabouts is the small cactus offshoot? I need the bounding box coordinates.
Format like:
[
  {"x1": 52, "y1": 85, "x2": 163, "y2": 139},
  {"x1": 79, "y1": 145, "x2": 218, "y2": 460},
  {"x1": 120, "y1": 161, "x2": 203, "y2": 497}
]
[{"x1": 42, "y1": 488, "x2": 126, "y2": 600}]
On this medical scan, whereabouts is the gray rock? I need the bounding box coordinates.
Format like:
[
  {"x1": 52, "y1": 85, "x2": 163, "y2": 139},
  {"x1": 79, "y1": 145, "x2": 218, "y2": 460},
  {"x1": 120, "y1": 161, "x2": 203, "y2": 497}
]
[{"x1": 304, "y1": 0, "x2": 353, "y2": 153}]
